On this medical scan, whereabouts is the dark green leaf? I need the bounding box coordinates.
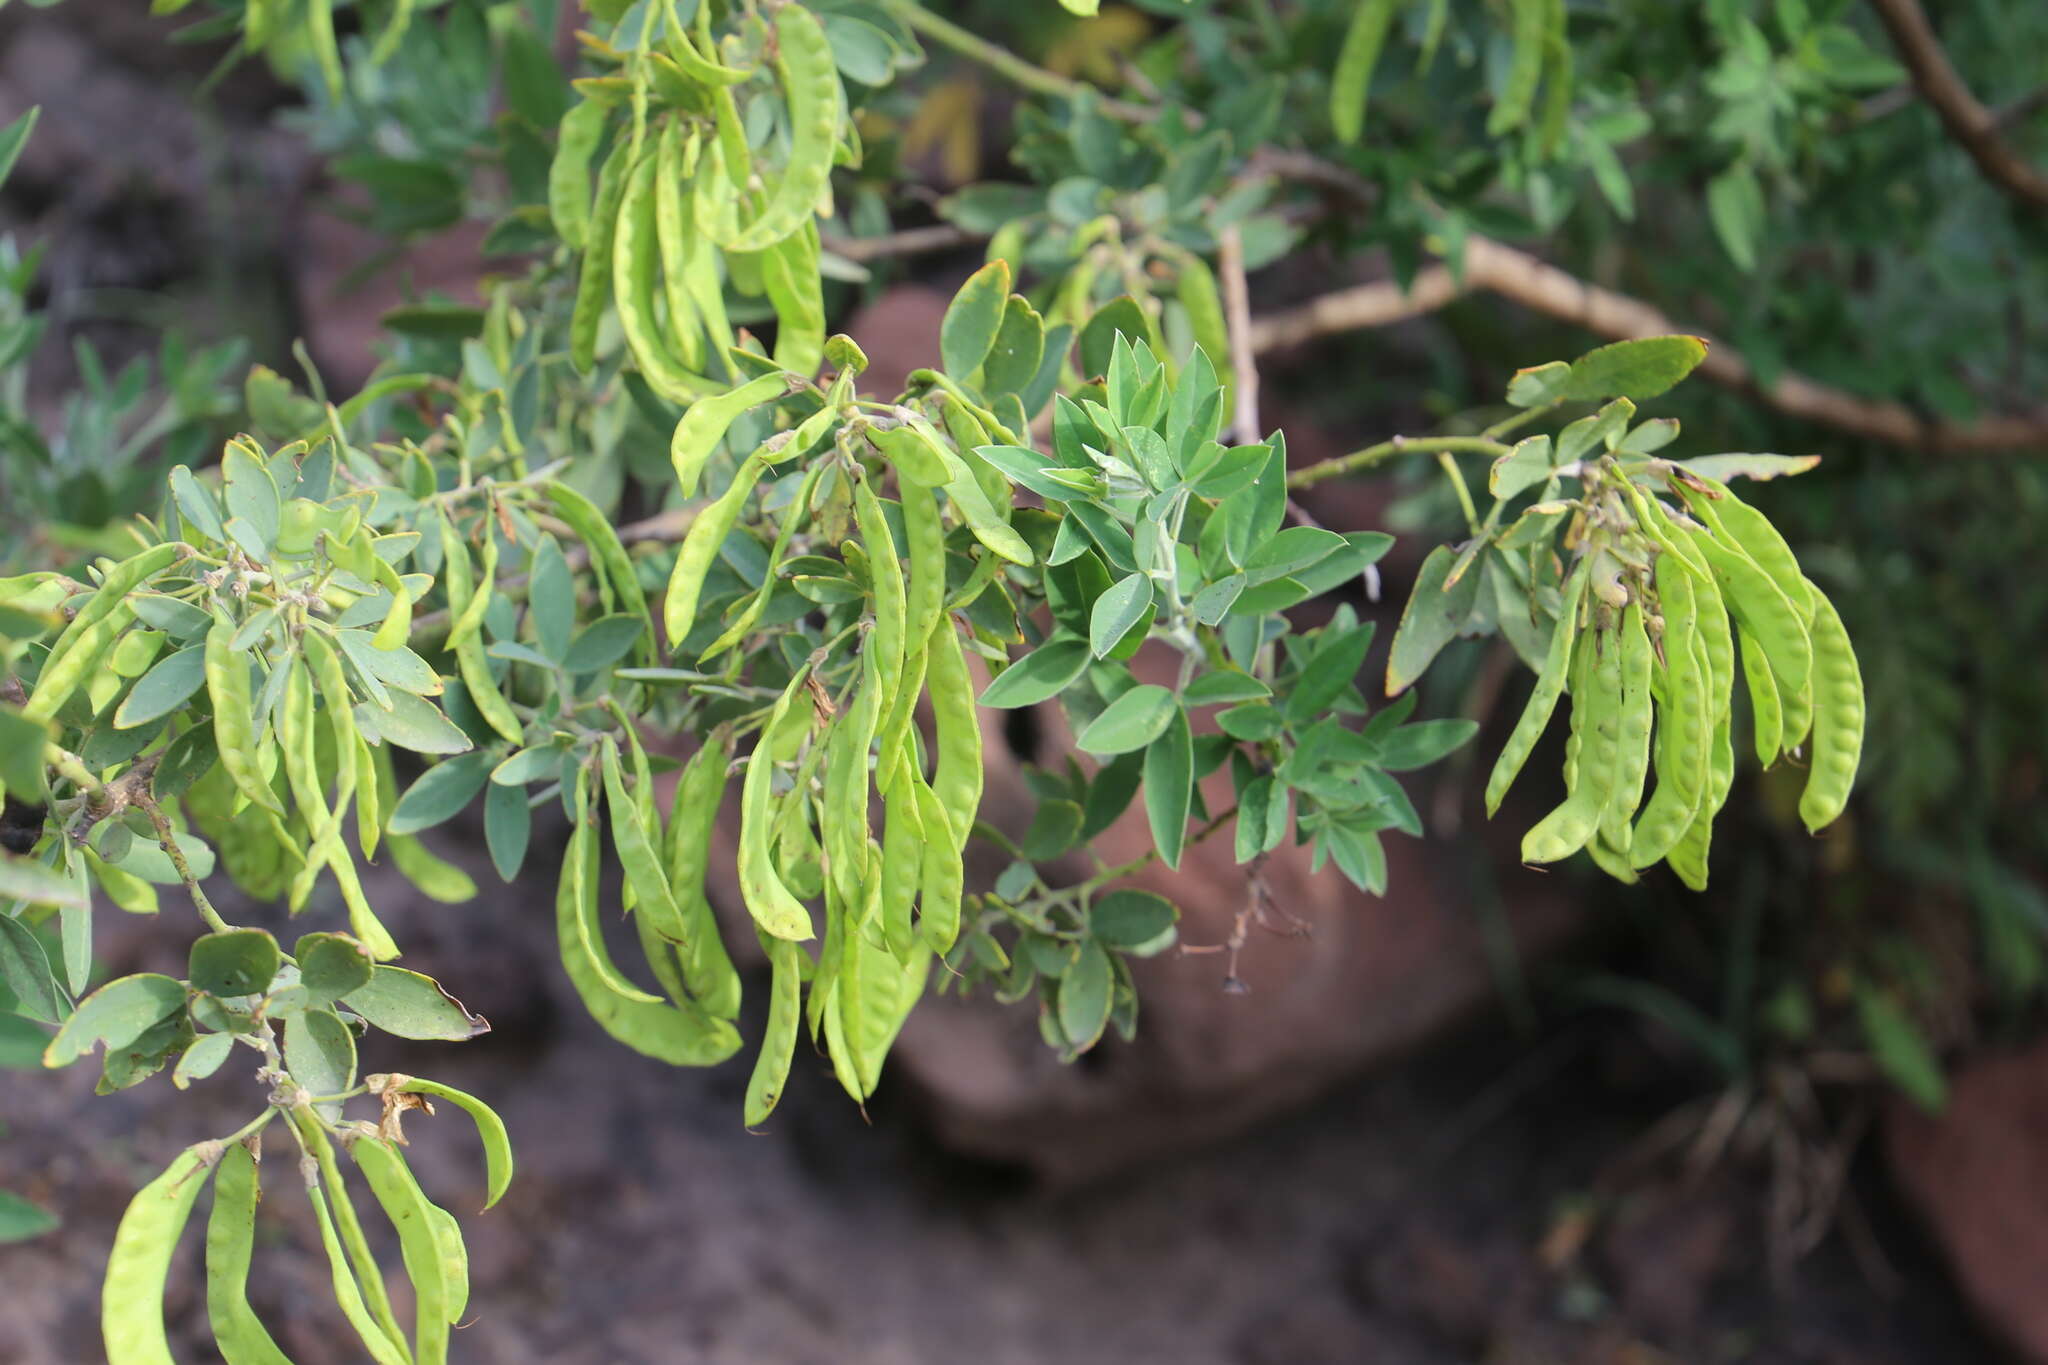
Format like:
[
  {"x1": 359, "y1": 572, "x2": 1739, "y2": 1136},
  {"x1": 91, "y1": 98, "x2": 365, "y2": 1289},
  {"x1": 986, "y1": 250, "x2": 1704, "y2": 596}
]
[
  {"x1": 1057, "y1": 942, "x2": 1113, "y2": 1053},
  {"x1": 1184, "y1": 671, "x2": 1270, "y2": 705},
  {"x1": 1374, "y1": 718, "x2": 1479, "y2": 770},
  {"x1": 485, "y1": 781, "x2": 531, "y2": 882},
  {"x1": 1855, "y1": 985, "x2": 1946, "y2": 1112},
  {"x1": 0, "y1": 916, "x2": 64, "y2": 1022},
  {"x1": 1385, "y1": 545, "x2": 1484, "y2": 694},
  {"x1": 1090, "y1": 889, "x2": 1177, "y2": 948},
  {"x1": 188, "y1": 930, "x2": 281, "y2": 998},
  {"x1": 0, "y1": 107, "x2": 39, "y2": 191},
  {"x1": 1022, "y1": 799, "x2": 1085, "y2": 862},
  {"x1": 1142, "y1": 704, "x2": 1193, "y2": 869},
  {"x1": 564, "y1": 614, "x2": 645, "y2": 673},
  {"x1": 1077, "y1": 296, "x2": 1150, "y2": 378},
  {"x1": 296, "y1": 933, "x2": 375, "y2": 1004},
  {"x1": 0, "y1": 1189, "x2": 58, "y2": 1244},
  {"x1": 1285, "y1": 623, "x2": 1376, "y2": 725},
  {"x1": 390, "y1": 752, "x2": 492, "y2": 835}
]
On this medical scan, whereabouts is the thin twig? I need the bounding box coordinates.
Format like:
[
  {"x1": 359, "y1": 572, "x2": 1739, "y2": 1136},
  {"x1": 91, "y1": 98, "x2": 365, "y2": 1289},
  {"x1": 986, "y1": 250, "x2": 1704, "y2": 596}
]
[
  {"x1": 1287, "y1": 434, "x2": 1510, "y2": 491},
  {"x1": 822, "y1": 224, "x2": 977, "y2": 263},
  {"x1": 1253, "y1": 236, "x2": 2048, "y2": 452},
  {"x1": 874, "y1": 0, "x2": 1155, "y2": 122},
  {"x1": 1866, "y1": 0, "x2": 2048, "y2": 210},
  {"x1": 1997, "y1": 84, "x2": 2048, "y2": 129},
  {"x1": 1217, "y1": 224, "x2": 1261, "y2": 445}
]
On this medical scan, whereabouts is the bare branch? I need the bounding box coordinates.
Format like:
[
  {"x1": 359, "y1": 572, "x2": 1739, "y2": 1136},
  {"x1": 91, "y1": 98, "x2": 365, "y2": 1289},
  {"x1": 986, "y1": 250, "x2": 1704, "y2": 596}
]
[
  {"x1": 1249, "y1": 234, "x2": 2048, "y2": 453},
  {"x1": 1867, "y1": 0, "x2": 2048, "y2": 211},
  {"x1": 1217, "y1": 224, "x2": 1261, "y2": 446},
  {"x1": 822, "y1": 225, "x2": 976, "y2": 263}
]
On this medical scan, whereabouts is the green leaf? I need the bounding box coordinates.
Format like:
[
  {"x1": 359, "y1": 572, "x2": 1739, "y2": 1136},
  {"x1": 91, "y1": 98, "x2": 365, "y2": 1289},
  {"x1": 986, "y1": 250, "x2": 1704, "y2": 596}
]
[
  {"x1": 1021, "y1": 799, "x2": 1085, "y2": 862},
  {"x1": 1505, "y1": 361, "x2": 1572, "y2": 407},
  {"x1": 1235, "y1": 775, "x2": 1288, "y2": 864},
  {"x1": 1089, "y1": 573, "x2": 1154, "y2": 659},
  {"x1": 381, "y1": 303, "x2": 487, "y2": 341},
  {"x1": 0, "y1": 1189, "x2": 58, "y2": 1243},
  {"x1": 296, "y1": 933, "x2": 375, "y2": 1003},
  {"x1": 94, "y1": 1010, "x2": 191, "y2": 1093},
  {"x1": 43, "y1": 973, "x2": 186, "y2": 1067},
  {"x1": 1329, "y1": 0, "x2": 1397, "y2": 143},
  {"x1": 1057, "y1": 941, "x2": 1113, "y2": 1051},
  {"x1": 500, "y1": 22, "x2": 573, "y2": 127},
  {"x1": 1291, "y1": 532, "x2": 1394, "y2": 598},
  {"x1": 1189, "y1": 574, "x2": 1245, "y2": 627},
  {"x1": 168, "y1": 465, "x2": 226, "y2": 542},
  {"x1": 1217, "y1": 702, "x2": 1283, "y2": 742},
  {"x1": 171, "y1": 1031, "x2": 234, "y2": 1089},
  {"x1": 336, "y1": 631, "x2": 443, "y2": 696},
  {"x1": 1078, "y1": 296, "x2": 1151, "y2": 379},
  {"x1": 485, "y1": 781, "x2": 532, "y2": 882},
  {"x1": 1079, "y1": 750, "x2": 1145, "y2": 842},
  {"x1": 1677, "y1": 454, "x2": 1821, "y2": 483},
  {"x1": 284, "y1": 1007, "x2": 356, "y2": 1119},
  {"x1": 1142, "y1": 704, "x2": 1193, "y2": 869},
  {"x1": 528, "y1": 536, "x2": 575, "y2": 661},
  {"x1": 974, "y1": 445, "x2": 1103, "y2": 502},
  {"x1": 1374, "y1": 718, "x2": 1479, "y2": 770},
  {"x1": 980, "y1": 636, "x2": 1093, "y2": 708},
  {"x1": 1090, "y1": 889, "x2": 1178, "y2": 948},
  {"x1": 344, "y1": 966, "x2": 490, "y2": 1041},
  {"x1": 1706, "y1": 164, "x2": 1763, "y2": 272},
  {"x1": 982, "y1": 295, "x2": 1045, "y2": 396},
  {"x1": 1286, "y1": 622, "x2": 1376, "y2": 725},
  {"x1": 114, "y1": 645, "x2": 207, "y2": 730},
  {"x1": 0, "y1": 706, "x2": 47, "y2": 803},
  {"x1": 0, "y1": 916, "x2": 64, "y2": 1022},
  {"x1": 1564, "y1": 337, "x2": 1710, "y2": 402},
  {"x1": 0, "y1": 853, "x2": 83, "y2": 909},
  {"x1": 355, "y1": 692, "x2": 475, "y2": 755},
  {"x1": 1184, "y1": 671, "x2": 1271, "y2": 705},
  {"x1": 1076, "y1": 684, "x2": 1177, "y2": 756},
  {"x1": 1385, "y1": 545, "x2": 1484, "y2": 694},
  {"x1": 390, "y1": 752, "x2": 492, "y2": 835},
  {"x1": 1855, "y1": 985, "x2": 1946, "y2": 1112},
  {"x1": 1244, "y1": 526, "x2": 1346, "y2": 586},
  {"x1": 1488, "y1": 436, "x2": 1554, "y2": 500},
  {"x1": 940, "y1": 260, "x2": 1012, "y2": 380},
  {"x1": 0, "y1": 107, "x2": 40, "y2": 191},
  {"x1": 0, "y1": 1014, "x2": 48, "y2": 1067},
  {"x1": 220, "y1": 445, "x2": 280, "y2": 555},
  {"x1": 563, "y1": 614, "x2": 645, "y2": 673},
  {"x1": 1323, "y1": 822, "x2": 1388, "y2": 895},
  {"x1": 188, "y1": 930, "x2": 281, "y2": 998}
]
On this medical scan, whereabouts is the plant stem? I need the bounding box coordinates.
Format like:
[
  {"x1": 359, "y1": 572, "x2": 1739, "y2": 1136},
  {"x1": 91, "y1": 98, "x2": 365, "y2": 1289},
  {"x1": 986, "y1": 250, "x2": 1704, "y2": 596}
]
[
  {"x1": 133, "y1": 790, "x2": 234, "y2": 934},
  {"x1": 1286, "y1": 435, "x2": 1512, "y2": 491},
  {"x1": 1080, "y1": 804, "x2": 1238, "y2": 891},
  {"x1": 875, "y1": 0, "x2": 1157, "y2": 122}
]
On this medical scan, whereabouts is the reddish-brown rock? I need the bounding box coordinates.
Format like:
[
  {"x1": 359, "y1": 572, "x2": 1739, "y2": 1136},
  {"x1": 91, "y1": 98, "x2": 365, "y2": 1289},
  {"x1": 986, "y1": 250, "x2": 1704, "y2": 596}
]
[{"x1": 1885, "y1": 1041, "x2": 2048, "y2": 1362}]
